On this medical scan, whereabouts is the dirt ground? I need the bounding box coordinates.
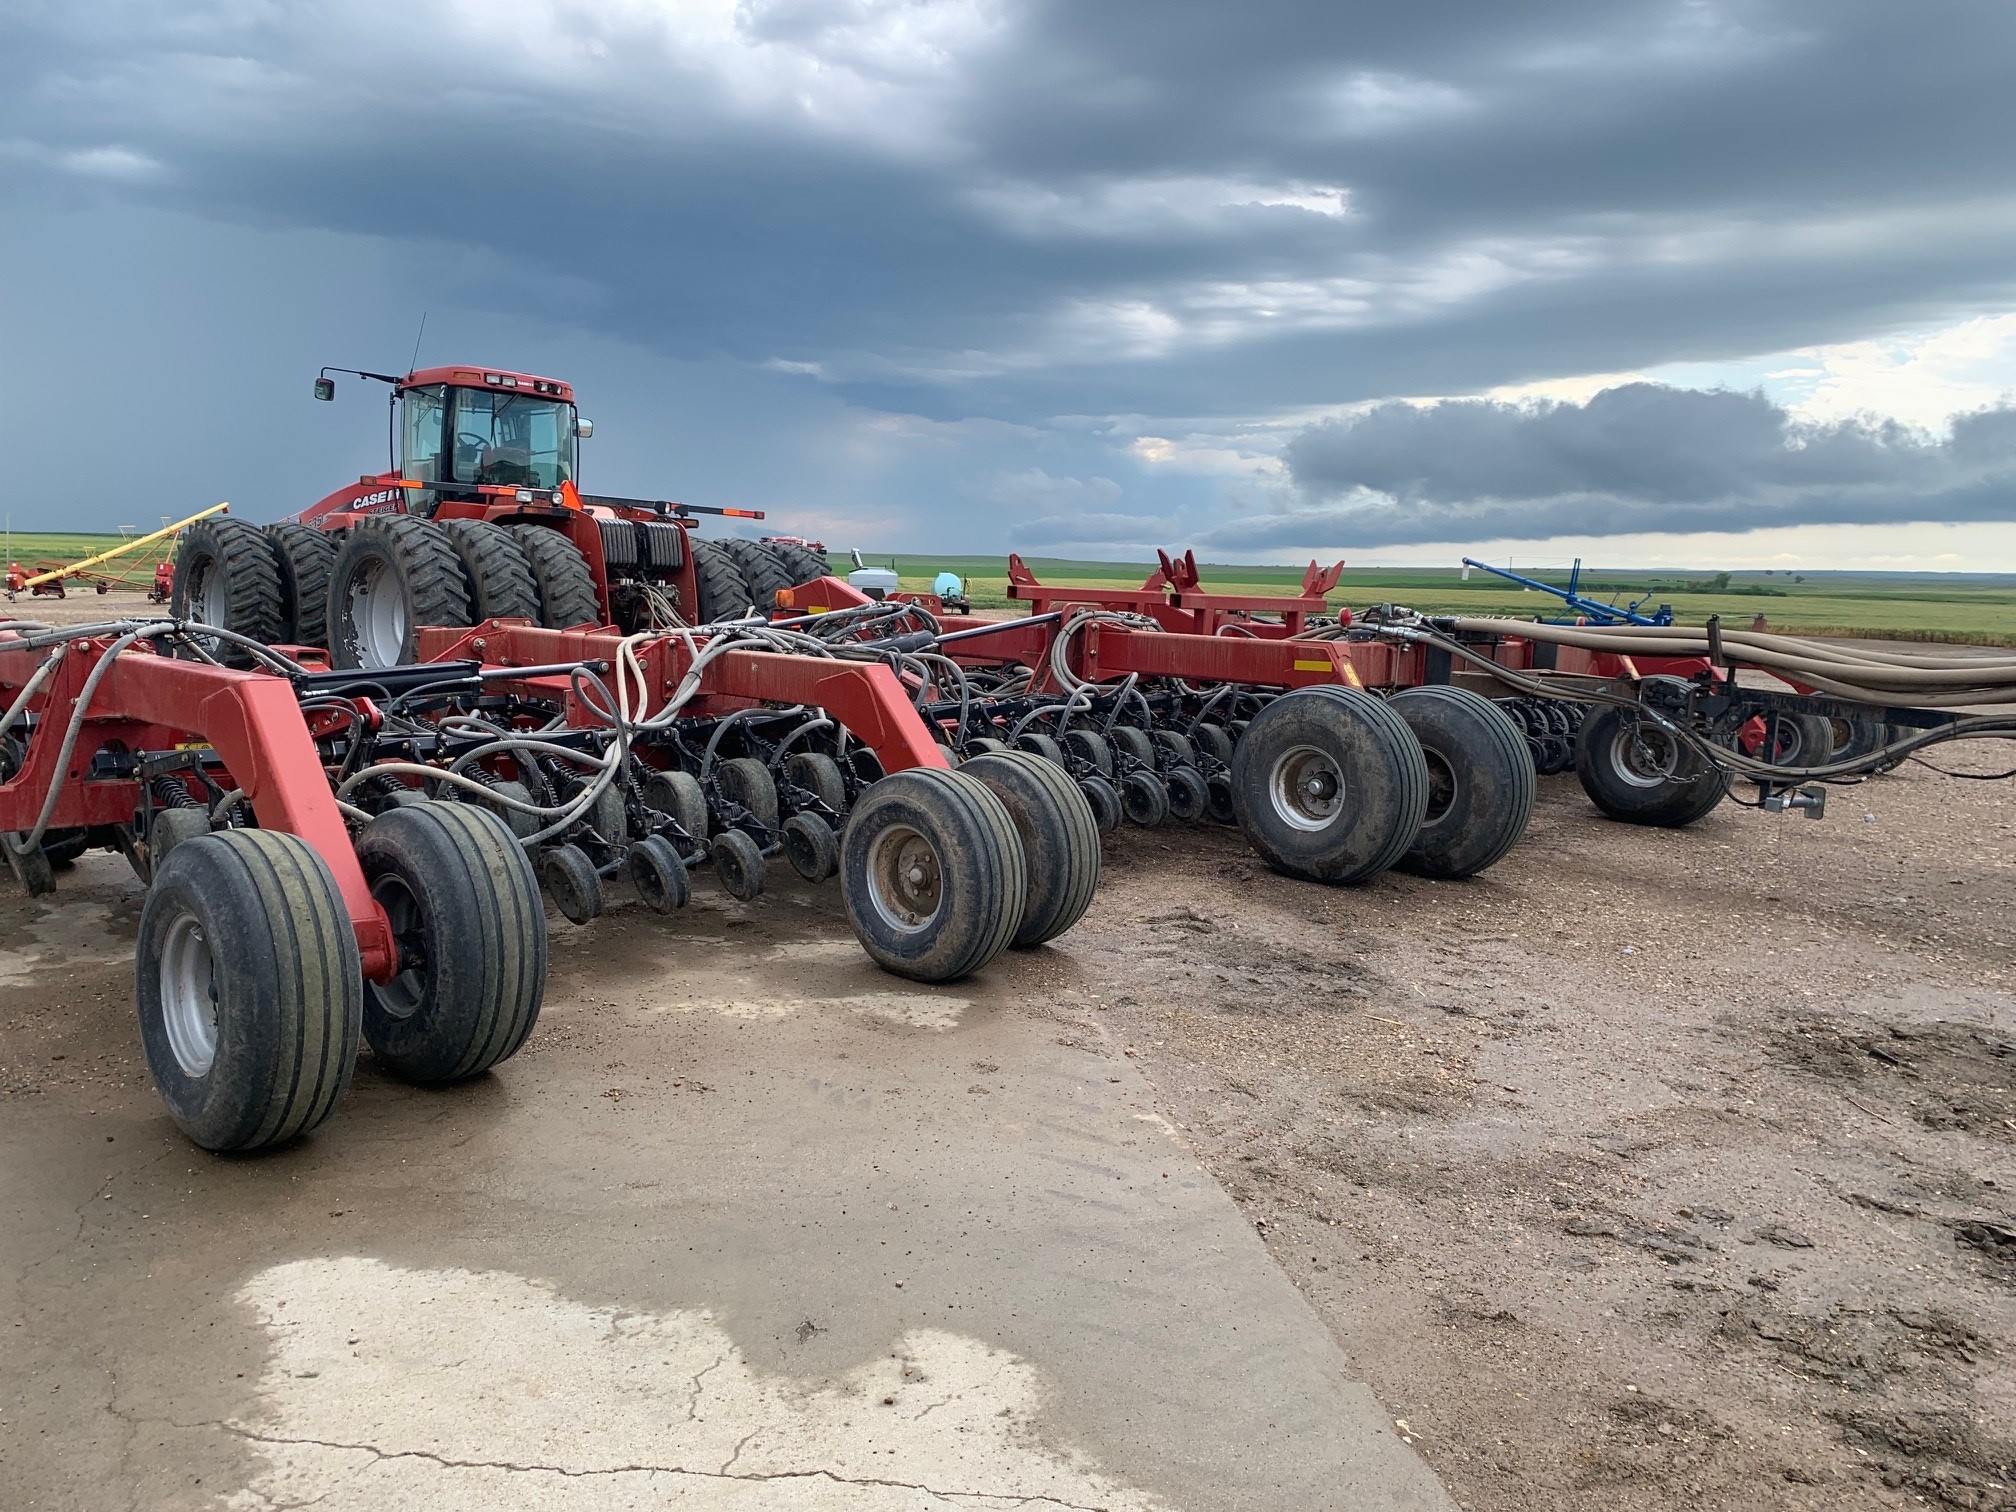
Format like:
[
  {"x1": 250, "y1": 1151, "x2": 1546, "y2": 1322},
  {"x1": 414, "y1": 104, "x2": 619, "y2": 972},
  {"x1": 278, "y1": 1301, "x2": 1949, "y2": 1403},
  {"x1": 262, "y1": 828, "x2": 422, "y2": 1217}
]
[{"x1": 1055, "y1": 747, "x2": 2015, "y2": 1512}]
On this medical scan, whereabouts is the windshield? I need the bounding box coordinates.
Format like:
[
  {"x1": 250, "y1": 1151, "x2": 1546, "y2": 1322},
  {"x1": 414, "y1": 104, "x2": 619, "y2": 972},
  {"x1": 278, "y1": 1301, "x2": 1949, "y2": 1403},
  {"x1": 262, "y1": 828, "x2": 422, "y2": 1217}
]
[{"x1": 448, "y1": 389, "x2": 576, "y2": 488}]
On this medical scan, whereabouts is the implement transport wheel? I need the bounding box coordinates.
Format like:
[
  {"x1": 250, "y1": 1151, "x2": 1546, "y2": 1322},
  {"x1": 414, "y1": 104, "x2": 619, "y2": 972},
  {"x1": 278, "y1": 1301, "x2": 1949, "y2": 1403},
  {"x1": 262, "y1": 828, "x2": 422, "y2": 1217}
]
[
  {"x1": 173, "y1": 517, "x2": 285, "y2": 664},
  {"x1": 265, "y1": 522, "x2": 338, "y2": 649},
  {"x1": 1755, "y1": 710, "x2": 1835, "y2": 770},
  {"x1": 1230, "y1": 687, "x2": 1429, "y2": 884},
  {"x1": 960, "y1": 751, "x2": 1101, "y2": 949},
  {"x1": 782, "y1": 812, "x2": 841, "y2": 882},
  {"x1": 508, "y1": 525, "x2": 601, "y2": 630},
  {"x1": 1829, "y1": 714, "x2": 1887, "y2": 763},
  {"x1": 1080, "y1": 774, "x2": 1122, "y2": 834},
  {"x1": 356, "y1": 804, "x2": 546, "y2": 1083},
  {"x1": 1576, "y1": 705, "x2": 1729, "y2": 827},
  {"x1": 841, "y1": 767, "x2": 1028, "y2": 982},
  {"x1": 137, "y1": 830, "x2": 363, "y2": 1151},
  {"x1": 329, "y1": 517, "x2": 473, "y2": 669},
  {"x1": 1389, "y1": 686, "x2": 1535, "y2": 880},
  {"x1": 691, "y1": 540, "x2": 754, "y2": 623},
  {"x1": 629, "y1": 835, "x2": 691, "y2": 913},
  {"x1": 439, "y1": 519, "x2": 542, "y2": 625}
]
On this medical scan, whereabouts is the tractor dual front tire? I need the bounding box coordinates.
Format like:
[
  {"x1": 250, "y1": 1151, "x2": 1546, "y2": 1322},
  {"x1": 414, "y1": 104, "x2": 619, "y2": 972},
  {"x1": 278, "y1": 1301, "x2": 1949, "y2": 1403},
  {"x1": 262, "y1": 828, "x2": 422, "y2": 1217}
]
[
  {"x1": 438, "y1": 519, "x2": 541, "y2": 625},
  {"x1": 690, "y1": 540, "x2": 754, "y2": 623},
  {"x1": 265, "y1": 522, "x2": 338, "y2": 649},
  {"x1": 841, "y1": 767, "x2": 1027, "y2": 982},
  {"x1": 137, "y1": 830, "x2": 363, "y2": 1151},
  {"x1": 173, "y1": 518, "x2": 286, "y2": 664},
  {"x1": 508, "y1": 525, "x2": 601, "y2": 630},
  {"x1": 1230, "y1": 686, "x2": 1428, "y2": 884},
  {"x1": 328, "y1": 517, "x2": 473, "y2": 669}
]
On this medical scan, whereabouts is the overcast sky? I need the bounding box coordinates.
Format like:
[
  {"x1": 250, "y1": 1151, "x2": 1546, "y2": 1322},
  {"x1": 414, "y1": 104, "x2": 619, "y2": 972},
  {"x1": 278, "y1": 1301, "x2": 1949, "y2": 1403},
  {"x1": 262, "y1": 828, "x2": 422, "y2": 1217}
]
[{"x1": 5, "y1": 0, "x2": 2016, "y2": 569}]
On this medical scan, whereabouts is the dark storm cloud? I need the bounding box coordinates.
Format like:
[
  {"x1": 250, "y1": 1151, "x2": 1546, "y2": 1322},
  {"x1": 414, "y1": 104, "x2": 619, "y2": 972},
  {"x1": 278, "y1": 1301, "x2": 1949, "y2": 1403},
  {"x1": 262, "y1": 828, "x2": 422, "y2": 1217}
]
[
  {"x1": 1255, "y1": 384, "x2": 2016, "y2": 547},
  {"x1": 4, "y1": 1, "x2": 2016, "y2": 541}
]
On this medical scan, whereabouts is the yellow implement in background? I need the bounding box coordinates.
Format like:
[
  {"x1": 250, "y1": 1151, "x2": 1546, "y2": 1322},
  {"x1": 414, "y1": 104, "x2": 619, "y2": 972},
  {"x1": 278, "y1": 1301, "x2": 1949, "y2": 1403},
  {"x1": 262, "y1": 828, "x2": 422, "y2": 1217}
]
[{"x1": 19, "y1": 502, "x2": 231, "y2": 590}]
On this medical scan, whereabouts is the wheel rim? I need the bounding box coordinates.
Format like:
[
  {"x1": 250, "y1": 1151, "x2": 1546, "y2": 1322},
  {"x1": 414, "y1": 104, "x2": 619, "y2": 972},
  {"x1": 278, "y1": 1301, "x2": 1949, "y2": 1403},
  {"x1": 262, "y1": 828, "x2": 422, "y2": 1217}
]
[
  {"x1": 1610, "y1": 724, "x2": 1681, "y2": 788},
  {"x1": 158, "y1": 912, "x2": 219, "y2": 1077},
  {"x1": 195, "y1": 559, "x2": 230, "y2": 628},
  {"x1": 1269, "y1": 744, "x2": 1344, "y2": 831},
  {"x1": 865, "y1": 822, "x2": 942, "y2": 933},
  {"x1": 370, "y1": 874, "x2": 427, "y2": 1019},
  {"x1": 1421, "y1": 748, "x2": 1457, "y2": 823},
  {"x1": 348, "y1": 558, "x2": 408, "y2": 668}
]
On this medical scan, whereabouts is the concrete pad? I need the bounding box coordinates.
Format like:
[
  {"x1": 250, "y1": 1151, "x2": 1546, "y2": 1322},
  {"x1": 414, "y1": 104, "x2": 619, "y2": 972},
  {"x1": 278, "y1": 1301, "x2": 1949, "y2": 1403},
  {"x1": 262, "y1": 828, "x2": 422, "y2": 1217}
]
[{"x1": 0, "y1": 859, "x2": 1451, "y2": 1510}]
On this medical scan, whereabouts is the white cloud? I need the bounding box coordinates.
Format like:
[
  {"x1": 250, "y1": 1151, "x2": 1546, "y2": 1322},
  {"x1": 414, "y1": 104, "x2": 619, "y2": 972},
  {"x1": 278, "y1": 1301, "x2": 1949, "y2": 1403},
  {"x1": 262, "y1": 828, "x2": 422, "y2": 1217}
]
[
  {"x1": 972, "y1": 466, "x2": 1121, "y2": 511},
  {"x1": 970, "y1": 173, "x2": 1351, "y2": 238},
  {"x1": 1771, "y1": 312, "x2": 2016, "y2": 432}
]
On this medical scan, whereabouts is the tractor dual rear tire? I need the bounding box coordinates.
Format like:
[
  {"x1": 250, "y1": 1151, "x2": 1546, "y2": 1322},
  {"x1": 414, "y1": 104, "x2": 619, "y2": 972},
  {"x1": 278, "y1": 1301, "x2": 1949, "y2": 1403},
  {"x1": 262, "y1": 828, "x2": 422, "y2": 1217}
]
[
  {"x1": 265, "y1": 522, "x2": 338, "y2": 649},
  {"x1": 841, "y1": 767, "x2": 1027, "y2": 982},
  {"x1": 1230, "y1": 686, "x2": 1429, "y2": 884},
  {"x1": 328, "y1": 517, "x2": 473, "y2": 669},
  {"x1": 960, "y1": 751, "x2": 1100, "y2": 949},
  {"x1": 770, "y1": 542, "x2": 830, "y2": 584},
  {"x1": 355, "y1": 803, "x2": 546, "y2": 1083},
  {"x1": 1576, "y1": 704, "x2": 1729, "y2": 827},
  {"x1": 1389, "y1": 686, "x2": 1535, "y2": 879},
  {"x1": 720, "y1": 539, "x2": 795, "y2": 614},
  {"x1": 173, "y1": 518, "x2": 286, "y2": 664},
  {"x1": 438, "y1": 519, "x2": 541, "y2": 625},
  {"x1": 690, "y1": 540, "x2": 754, "y2": 623},
  {"x1": 508, "y1": 525, "x2": 601, "y2": 630},
  {"x1": 137, "y1": 829, "x2": 363, "y2": 1151}
]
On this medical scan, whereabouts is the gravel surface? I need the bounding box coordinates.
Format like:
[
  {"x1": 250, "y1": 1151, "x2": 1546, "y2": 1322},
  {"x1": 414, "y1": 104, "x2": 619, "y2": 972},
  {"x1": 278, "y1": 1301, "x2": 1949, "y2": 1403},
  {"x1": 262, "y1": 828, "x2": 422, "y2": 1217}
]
[{"x1": 1050, "y1": 748, "x2": 2014, "y2": 1511}]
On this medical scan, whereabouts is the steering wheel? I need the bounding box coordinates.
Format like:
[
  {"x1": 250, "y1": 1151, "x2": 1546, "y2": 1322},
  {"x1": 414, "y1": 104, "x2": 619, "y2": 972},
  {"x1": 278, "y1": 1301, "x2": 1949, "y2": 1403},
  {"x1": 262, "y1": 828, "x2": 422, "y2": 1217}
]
[{"x1": 455, "y1": 432, "x2": 491, "y2": 452}]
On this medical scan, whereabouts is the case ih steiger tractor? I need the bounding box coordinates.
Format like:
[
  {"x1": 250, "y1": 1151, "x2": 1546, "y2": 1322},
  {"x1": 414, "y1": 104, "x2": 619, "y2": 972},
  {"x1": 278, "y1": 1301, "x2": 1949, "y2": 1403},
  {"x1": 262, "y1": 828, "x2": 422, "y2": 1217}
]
[{"x1": 169, "y1": 363, "x2": 833, "y2": 667}]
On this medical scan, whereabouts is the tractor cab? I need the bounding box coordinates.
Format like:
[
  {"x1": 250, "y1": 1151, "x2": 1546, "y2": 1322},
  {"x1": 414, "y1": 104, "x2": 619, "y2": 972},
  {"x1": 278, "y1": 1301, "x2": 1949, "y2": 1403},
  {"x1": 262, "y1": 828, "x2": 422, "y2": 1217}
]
[{"x1": 391, "y1": 366, "x2": 585, "y2": 505}]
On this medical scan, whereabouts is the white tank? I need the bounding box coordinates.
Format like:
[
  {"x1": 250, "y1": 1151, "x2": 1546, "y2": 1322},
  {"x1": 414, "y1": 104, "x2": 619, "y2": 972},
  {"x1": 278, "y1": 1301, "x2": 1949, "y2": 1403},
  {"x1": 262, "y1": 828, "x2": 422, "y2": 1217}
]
[{"x1": 848, "y1": 567, "x2": 901, "y2": 599}]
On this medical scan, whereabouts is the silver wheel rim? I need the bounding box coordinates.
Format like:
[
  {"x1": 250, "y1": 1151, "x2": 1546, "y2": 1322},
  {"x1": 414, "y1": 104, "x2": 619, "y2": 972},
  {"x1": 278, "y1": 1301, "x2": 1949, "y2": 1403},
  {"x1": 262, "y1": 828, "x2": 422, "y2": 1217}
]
[
  {"x1": 196, "y1": 560, "x2": 230, "y2": 628},
  {"x1": 158, "y1": 912, "x2": 219, "y2": 1078},
  {"x1": 1610, "y1": 724, "x2": 1680, "y2": 788},
  {"x1": 1268, "y1": 744, "x2": 1343, "y2": 832},
  {"x1": 348, "y1": 559, "x2": 408, "y2": 668},
  {"x1": 865, "y1": 822, "x2": 942, "y2": 933}
]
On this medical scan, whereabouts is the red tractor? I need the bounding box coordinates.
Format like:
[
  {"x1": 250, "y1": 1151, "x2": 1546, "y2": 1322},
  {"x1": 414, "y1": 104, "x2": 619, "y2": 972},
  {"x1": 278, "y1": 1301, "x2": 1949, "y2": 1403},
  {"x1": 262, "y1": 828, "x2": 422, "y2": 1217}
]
[{"x1": 171, "y1": 364, "x2": 833, "y2": 666}]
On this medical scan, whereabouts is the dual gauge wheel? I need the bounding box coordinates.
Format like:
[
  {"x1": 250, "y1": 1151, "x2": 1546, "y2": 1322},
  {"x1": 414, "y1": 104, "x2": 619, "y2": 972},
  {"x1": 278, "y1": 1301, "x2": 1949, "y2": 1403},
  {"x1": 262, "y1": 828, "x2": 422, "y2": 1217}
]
[{"x1": 137, "y1": 804, "x2": 544, "y2": 1153}]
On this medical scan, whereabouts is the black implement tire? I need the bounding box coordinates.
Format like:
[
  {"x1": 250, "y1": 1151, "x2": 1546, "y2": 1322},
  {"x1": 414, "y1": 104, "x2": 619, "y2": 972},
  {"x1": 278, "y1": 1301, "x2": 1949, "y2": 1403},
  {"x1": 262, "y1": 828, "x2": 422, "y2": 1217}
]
[
  {"x1": 328, "y1": 516, "x2": 473, "y2": 669},
  {"x1": 1829, "y1": 714, "x2": 1887, "y2": 763},
  {"x1": 783, "y1": 751, "x2": 847, "y2": 813},
  {"x1": 840, "y1": 767, "x2": 1027, "y2": 982},
  {"x1": 265, "y1": 522, "x2": 337, "y2": 649},
  {"x1": 1061, "y1": 728, "x2": 1114, "y2": 777},
  {"x1": 1193, "y1": 723, "x2": 1236, "y2": 767},
  {"x1": 507, "y1": 525, "x2": 601, "y2": 630},
  {"x1": 643, "y1": 768, "x2": 709, "y2": 842},
  {"x1": 782, "y1": 812, "x2": 841, "y2": 882},
  {"x1": 137, "y1": 830, "x2": 362, "y2": 1151},
  {"x1": 715, "y1": 756, "x2": 780, "y2": 832},
  {"x1": 1230, "y1": 686, "x2": 1429, "y2": 884},
  {"x1": 541, "y1": 842, "x2": 603, "y2": 924},
  {"x1": 1152, "y1": 730, "x2": 1198, "y2": 769},
  {"x1": 1576, "y1": 705, "x2": 1729, "y2": 827},
  {"x1": 1389, "y1": 686, "x2": 1535, "y2": 879},
  {"x1": 355, "y1": 803, "x2": 545, "y2": 1083},
  {"x1": 711, "y1": 829, "x2": 766, "y2": 900},
  {"x1": 1080, "y1": 774, "x2": 1122, "y2": 834},
  {"x1": 721, "y1": 540, "x2": 795, "y2": 614},
  {"x1": 1108, "y1": 724, "x2": 1156, "y2": 769},
  {"x1": 1014, "y1": 731, "x2": 1067, "y2": 768},
  {"x1": 1755, "y1": 710, "x2": 1835, "y2": 771},
  {"x1": 1121, "y1": 769, "x2": 1170, "y2": 826},
  {"x1": 630, "y1": 835, "x2": 691, "y2": 912},
  {"x1": 146, "y1": 806, "x2": 212, "y2": 881},
  {"x1": 770, "y1": 542, "x2": 830, "y2": 583},
  {"x1": 173, "y1": 517, "x2": 285, "y2": 664},
  {"x1": 963, "y1": 737, "x2": 1010, "y2": 759},
  {"x1": 1165, "y1": 765, "x2": 1210, "y2": 823},
  {"x1": 439, "y1": 519, "x2": 541, "y2": 625},
  {"x1": 960, "y1": 751, "x2": 1101, "y2": 949},
  {"x1": 691, "y1": 540, "x2": 754, "y2": 622}
]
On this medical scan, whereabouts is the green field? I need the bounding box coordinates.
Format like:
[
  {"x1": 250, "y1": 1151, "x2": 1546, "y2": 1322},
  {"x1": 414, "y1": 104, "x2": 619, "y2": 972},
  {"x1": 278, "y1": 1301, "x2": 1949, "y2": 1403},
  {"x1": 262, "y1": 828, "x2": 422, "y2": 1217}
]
[
  {"x1": 9, "y1": 531, "x2": 2012, "y2": 642},
  {"x1": 877, "y1": 554, "x2": 2016, "y2": 643}
]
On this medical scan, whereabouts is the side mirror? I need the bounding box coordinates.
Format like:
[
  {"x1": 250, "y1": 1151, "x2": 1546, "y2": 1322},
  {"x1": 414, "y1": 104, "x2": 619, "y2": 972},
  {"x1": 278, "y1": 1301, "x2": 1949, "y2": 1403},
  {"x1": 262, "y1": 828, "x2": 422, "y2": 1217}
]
[
  {"x1": 574, "y1": 417, "x2": 594, "y2": 439},
  {"x1": 312, "y1": 377, "x2": 336, "y2": 401}
]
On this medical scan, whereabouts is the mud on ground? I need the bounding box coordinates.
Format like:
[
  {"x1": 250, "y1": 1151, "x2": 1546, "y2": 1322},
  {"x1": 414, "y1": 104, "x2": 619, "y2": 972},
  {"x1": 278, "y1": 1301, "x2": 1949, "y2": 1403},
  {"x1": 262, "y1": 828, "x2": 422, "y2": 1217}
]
[{"x1": 1037, "y1": 746, "x2": 2013, "y2": 1511}]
